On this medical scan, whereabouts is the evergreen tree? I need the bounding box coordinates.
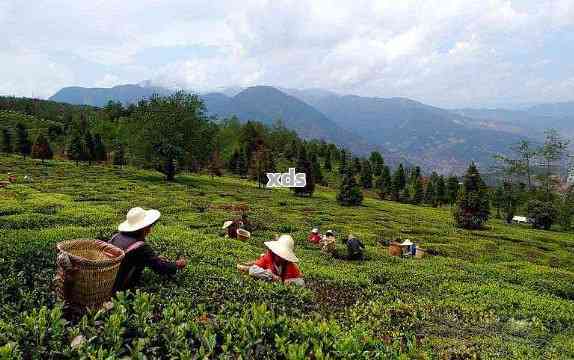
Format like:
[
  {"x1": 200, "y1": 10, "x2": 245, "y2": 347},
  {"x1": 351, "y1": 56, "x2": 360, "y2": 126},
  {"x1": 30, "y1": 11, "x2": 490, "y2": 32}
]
[
  {"x1": 446, "y1": 176, "x2": 459, "y2": 205},
  {"x1": 337, "y1": 167, "x2": 363, "y2": 206},
  {"x1": 15, "y1": 123, "x2": 32, "y2": 158},
  {"x1": 293, "y1": 145, "x2": 315, "y2": 196},
  {"x1": 369, "y1": 151, "x2": 385, "y2": 177},
  {"x1": 339, "y1": 149, "x2": 348, "y2": 174},
  {"x1": 409, "y1": 166, "x2": 421, "y2": 184},
  {"x1": 324, "y1": 150, "x2": 332, "y2": 171},
  {"x1": 68, "y1": 133, "x2": 84, "y2": 165},
  {"x1": 412, "y1": 178, "x2": 424, "y2": 205},
  {"x1": 376, "y1": 165, "x2": 392, "y2": 200},
  {"x1": 352, "y1": 157, "x2": 362, "y2": 174},
  {"x1": 228, "y1": 148, "x2": 240, "y2": 174},
  {"x1": 31, "y1": 133, "x2": 53, "y2": 162},
  {"x1": 310, "y1": 153, "x2": 324, "y2": 185},
  {"x1": 391, "y1": 164, "x2": 406, "y2": 201},
  {"x1": 236, "y1": 147, "x2": 248, "y2": 178},
  {"x1": 424, "y1": 178, "x2": 436, "y2": 206},
  {"x1": 93, "y1": 134, "x2": 107, "y2": 162},
  {"x1": 208, "y1": 149, "x2": 225, "y2": 178},
  {"x1": 453, "y1": 163, "x2": 490, "y2": 229},
  {"x1": 84, "y1": 130, "x2": 95, "y2": 165},
  {"x1": 113, "y1": 142, "x2": 126, "y2": 167},
  {"x1": 360, "y1": 159, "x2": 373, "y2": 189},
  {"x1": 492, "y1": 185, "x2": 505, "y2": 219},
  {"x1": 436, "y1": 176, "x2": 446, "y2": 206},
  {"x1": 2, "y1": 129, "x2": 12, "y2": 153}
]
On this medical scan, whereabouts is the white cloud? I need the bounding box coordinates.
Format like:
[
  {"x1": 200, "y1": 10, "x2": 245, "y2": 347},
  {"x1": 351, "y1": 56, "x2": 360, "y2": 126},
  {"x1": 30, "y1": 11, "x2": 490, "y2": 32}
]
[{"x1": 1, "y1": 0, "x2": 574, "y2": 106}]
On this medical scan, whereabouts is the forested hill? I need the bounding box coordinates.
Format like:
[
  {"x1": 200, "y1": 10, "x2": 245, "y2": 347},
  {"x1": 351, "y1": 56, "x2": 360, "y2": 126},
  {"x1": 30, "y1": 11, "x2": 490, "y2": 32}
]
[{"x1": 47, "y1": 83, "x2": 536, "y2": 174}]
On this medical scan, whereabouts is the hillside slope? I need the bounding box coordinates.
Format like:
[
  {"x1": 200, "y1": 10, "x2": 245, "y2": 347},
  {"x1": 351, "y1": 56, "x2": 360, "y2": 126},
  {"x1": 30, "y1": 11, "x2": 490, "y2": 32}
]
[
  {"x1": 304, "y1": 95, "x2": 528, "y2": 173},
  {"x1": 1, "y1": 155, "x2": 573, "y2": 358}
]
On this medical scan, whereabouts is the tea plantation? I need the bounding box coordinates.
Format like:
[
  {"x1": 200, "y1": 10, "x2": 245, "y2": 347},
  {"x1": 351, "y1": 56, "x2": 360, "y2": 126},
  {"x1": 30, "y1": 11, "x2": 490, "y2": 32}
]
[{"x1": 1, "y1": 155, "x2": 574, "y2": 359}]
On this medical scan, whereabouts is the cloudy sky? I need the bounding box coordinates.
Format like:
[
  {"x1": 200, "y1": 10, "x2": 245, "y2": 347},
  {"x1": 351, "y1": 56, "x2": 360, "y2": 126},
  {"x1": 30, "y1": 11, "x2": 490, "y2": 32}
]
[{"x1": 1, "y1": 0, "x2": 573, "y2": 107}]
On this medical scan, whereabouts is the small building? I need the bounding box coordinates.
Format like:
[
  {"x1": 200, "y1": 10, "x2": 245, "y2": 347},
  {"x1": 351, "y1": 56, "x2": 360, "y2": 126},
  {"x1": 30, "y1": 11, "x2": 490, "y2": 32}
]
[{"x1": 512, "y1": 216, "x2": 530, "y2": 224}]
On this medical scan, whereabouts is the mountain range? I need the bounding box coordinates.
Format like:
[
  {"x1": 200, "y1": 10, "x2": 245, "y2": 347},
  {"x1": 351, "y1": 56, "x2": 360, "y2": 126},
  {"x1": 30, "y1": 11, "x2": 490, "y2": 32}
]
[{"x1": 49, "y1": 83, "x2": 574, "y2": 174}]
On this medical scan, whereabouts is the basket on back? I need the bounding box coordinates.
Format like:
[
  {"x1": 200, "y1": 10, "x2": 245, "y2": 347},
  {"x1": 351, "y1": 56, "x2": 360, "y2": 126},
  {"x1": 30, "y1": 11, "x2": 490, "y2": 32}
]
[
  {"x1": 237, "y1": 228, "x2": 251, "y2": 241},
  {"x1": 388, "y1": 242, "x2": 402, "y2": 257},
  {"x1": 55, "y1": 239, "x2": 124, "y2": 308}
]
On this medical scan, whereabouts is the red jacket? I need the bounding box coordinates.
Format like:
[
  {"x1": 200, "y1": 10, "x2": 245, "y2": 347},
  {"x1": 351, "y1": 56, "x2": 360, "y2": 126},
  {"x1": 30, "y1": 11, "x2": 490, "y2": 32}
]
[
  {"x1": 255, "y1": 251, "x2": 302, "y2": 281},
  {"x1": 308, "y1": 233, "x2": 321, "y2": 244}
]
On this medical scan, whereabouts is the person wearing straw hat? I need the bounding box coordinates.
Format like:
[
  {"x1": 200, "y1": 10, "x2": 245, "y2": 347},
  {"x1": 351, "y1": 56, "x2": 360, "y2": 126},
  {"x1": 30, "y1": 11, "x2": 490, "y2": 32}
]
[
  {"x1": 320, "y1": 229, "x2": 337, "y2": 256},
  {"x1": 400, "y1": 239, "x2": 415, "y2": 257},
  {"x1": 345, "y1": 234, "x2": 365, "y2": 261},
  {"x1": 110, "y1": 207, "x2": 187, "y2": 291},
  {"x1": 237, "y1": 234, "x2": 304, "y2": 286},
  {"x1": 222, "y1": 219, "x2": 244, "y2": 239},
  {"x1": 308, "y1": 228, "x2": 321, "y2": 244}
]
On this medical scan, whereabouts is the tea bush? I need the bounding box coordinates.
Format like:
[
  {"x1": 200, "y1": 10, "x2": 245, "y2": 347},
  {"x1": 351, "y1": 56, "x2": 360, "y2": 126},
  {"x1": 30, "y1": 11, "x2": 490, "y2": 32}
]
[{"x1": 1, "y1": 155, "x2": 574, "y2": 358}]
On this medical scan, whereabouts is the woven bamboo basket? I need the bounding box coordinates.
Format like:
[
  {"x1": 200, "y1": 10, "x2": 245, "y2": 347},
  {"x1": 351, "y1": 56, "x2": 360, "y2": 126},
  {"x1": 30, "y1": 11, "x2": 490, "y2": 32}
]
[
  {"x1": 55, "y1": 239, "x2": 124, "y2": 308},
  {"x1": 237, "y1": 229, "x2": 251, "y2": 241},
  {"x1": 388, "y1": 242, "x2": 402, "y2": 257}
]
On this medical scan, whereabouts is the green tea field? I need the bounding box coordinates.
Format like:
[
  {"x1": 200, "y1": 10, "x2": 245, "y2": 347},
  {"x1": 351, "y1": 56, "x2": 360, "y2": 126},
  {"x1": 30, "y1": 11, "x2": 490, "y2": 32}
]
[{"x1": 1, "y1": 155, "x2": 574, "y2": 359}]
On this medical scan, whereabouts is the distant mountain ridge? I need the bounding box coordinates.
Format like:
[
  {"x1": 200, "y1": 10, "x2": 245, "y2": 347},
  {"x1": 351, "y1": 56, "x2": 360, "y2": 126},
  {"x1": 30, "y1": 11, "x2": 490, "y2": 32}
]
[{"x1": 47, "y1": 83, "x2": 573, "y2": 174}]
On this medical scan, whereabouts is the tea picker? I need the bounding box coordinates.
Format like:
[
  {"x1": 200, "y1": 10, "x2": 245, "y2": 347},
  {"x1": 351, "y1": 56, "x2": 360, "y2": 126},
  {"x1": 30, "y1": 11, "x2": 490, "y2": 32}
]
[{"x1": 237, "y1": 234, "x2": 305, "y2": 286}]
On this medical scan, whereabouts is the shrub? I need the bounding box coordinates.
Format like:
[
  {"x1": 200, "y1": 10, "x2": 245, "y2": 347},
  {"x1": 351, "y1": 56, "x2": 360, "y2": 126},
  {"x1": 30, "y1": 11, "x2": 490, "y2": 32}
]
[{"x1": 527, "y1": 200, "x2": 558, "y2": 230}]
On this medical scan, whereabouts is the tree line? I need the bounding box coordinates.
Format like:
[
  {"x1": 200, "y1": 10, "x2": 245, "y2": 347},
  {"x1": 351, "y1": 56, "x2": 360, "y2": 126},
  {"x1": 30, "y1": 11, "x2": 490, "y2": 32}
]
[{"x1": 2, "y1": 93, "x2": 573, "y2": 232}]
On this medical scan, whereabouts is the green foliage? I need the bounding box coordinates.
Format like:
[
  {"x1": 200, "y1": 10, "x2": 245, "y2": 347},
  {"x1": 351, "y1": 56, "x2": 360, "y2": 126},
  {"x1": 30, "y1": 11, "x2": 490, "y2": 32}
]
[
  {"x1": 15, "y1": 123, "x2": 32, "y2": 158},
  {"x1": 31, "y1": 133, "x2": 53, "y2": 162},
  {"x1": 2, "y1": 129, "x2": 12, "y2": 153},
  {"x1": 376, "y1": 166, "x2": 392, "y2": 200},
  {"x1": 446, "y1": 176, "x2": 459, "y2": 205},
  {"x1": 527, "y1": 200, "x2": 558, "y2": 230},
  {"x1": 293, "y1": 145, "x2": 315, "y2": 196},
  {"x1": 412, "y1": 179, "x2": 424, "y2": 205},
  {"x1": 360, "y1": 159, "x2": 373, "y2": 189},
  {"x1": 337, "y1": 167, "x2": 363, "y2": 206},
  {"x1": 453, "y1": 163, "x2": 490, "y2": 229},
  {"x1": 2, "y1": 155, "x2": 574, "y2": 358},
  {"x1": 391, "y1": 164, "x2": 406, "y2": 201}
]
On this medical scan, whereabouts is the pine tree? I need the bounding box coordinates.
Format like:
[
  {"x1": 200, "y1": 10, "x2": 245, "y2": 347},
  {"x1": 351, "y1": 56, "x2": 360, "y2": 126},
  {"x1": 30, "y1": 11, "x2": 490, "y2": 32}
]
[
  {"x1": 352, "y1": 157, "x2": 362, "y2": 174},
  {"x1": 369, "y1": 151, "x2": 385, "y2": 177},
  {"x1": 360, "y1": 159, "x2": 373, "y2": 188},
  {"x1": 412, "y1": 178, "x2": 424, "y2": 204},
  {"x1": 228, "y1": 148, "x2": 240, "y2": 174},
  {"x1": 424, "y1": 178, "x2": 436, "y2": 206},
  {"x1": 15, "y1": 123, "x2": 32, "y2": 158},
  {"x1": 324, "y1": 150, "x2": 332, "y2": 171},
  {"x1": 113, "y1": 142, "x2": 126, "y2": 167},
  {"x1": 310, "y1": 153, "x2": 324, "y2": 185},
  {"x1": 453, "y1": 163, "x2": 490, "y2": 229},
  {"x1": 337, "y1": 167, "x2": 363, "y2": 206},
  {"x1": 2, "y1": 129, "x2": 12, "y2": 153},
  {"x1": 436, "y1": 176, "x2": 446, "y2": 206},
  {"x1": 31, "y1": 133, "x2": 53, "y2": 163},
  {"x1": 391, "y1": 164, "x2": 406, "y2": 201},
  {"x1": 83, "y1": 130, "x2": 95, "y2": 165},
  {"x1": 209, "y1": 149, "x2": 225, "y2": 178},
  {"x1": 68, "y1": 133, "x2": 84, "y2": 165},
  {"x1": 409, "y1": 166, "x2": 421, "y2": 184},
  {"x1": 339, "y1": 149, "x2": 348, "y2": 174},
  {"x1": 237, "y1": 148, "x2": 248, "y2": 178},
  {"x1": 93, "y1": 134, "x2": 107, "y2": 162},
  {"x1": 446, "y1": 176, "x2": 459, "y2": 205},
  {"x1": 376, "y1": 165, "x2": 392, "y2": 200},
  {"x1": 294, "y1": 145, "x2": 315, "y2": 196}
]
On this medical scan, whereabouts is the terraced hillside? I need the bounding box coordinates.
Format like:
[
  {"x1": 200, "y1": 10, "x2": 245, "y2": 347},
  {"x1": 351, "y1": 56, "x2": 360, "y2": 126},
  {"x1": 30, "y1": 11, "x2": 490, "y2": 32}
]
[{"x1": 1, "y1": 155, "x2": 573, "y2": 358}]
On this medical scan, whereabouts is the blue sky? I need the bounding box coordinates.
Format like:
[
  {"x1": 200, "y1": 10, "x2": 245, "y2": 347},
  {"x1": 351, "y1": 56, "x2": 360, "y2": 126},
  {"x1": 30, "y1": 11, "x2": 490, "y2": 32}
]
[{"x1": 1, "y1": 0, "x2": 573, "y2": 108}]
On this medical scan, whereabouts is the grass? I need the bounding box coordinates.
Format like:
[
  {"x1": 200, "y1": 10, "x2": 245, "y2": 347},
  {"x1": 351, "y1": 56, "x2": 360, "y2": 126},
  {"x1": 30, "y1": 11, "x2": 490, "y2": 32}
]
[{"x1": 1, "y1": 154, "x2": 574, "y2": 359}]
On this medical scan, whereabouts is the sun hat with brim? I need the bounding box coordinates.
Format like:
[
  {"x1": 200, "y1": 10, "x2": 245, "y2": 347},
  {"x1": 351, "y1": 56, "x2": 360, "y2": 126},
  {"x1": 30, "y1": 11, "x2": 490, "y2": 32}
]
[
  {"x1": 311, "y1": 228, "x2": 319, "y2": 233},
  {"x1": 326, "y1": 230, "x2": 334, "y2": 236},
  {"x1": 118, "y1": 207, "x2": 161, "y2": 232},
  {"x1": 264, "y1": 234, "x2": 299, "y2": 263},
  {"x1": 400, "y1": 239, "x2": 413, "y2": 246},
  {"x1": 222, "y1": 220, "x2": 234, "y2": 229}
]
